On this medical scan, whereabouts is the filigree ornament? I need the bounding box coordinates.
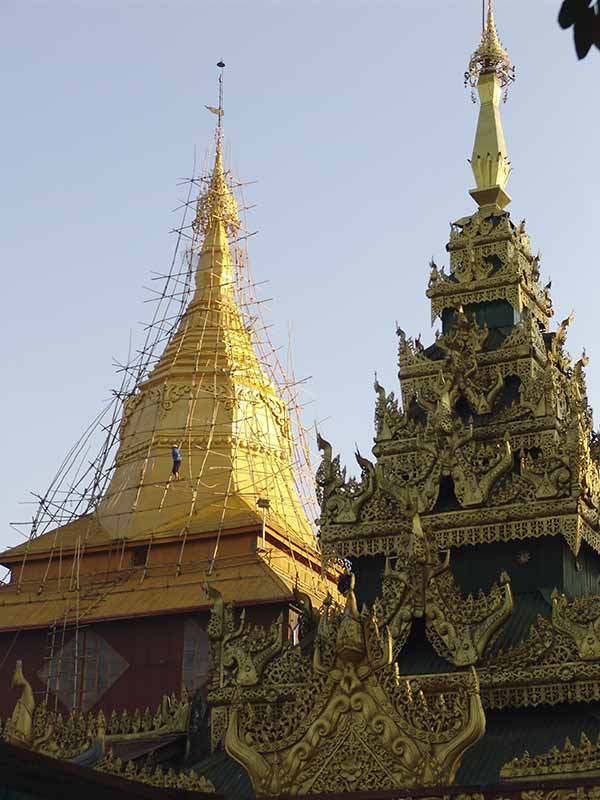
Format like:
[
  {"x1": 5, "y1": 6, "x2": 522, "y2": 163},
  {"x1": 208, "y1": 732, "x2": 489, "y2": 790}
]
[
  {"x1": 321, "y1": 374, "x2": 513, "y2": 524},
  {"x1": 465, "y1": 0, "x2": 515, "y2": 95},
  {"x1": 520, "y1": 449, "x2": 571, "y2": 500},
  {"x1": 433, "y1": 308, "x2": 506, "y2": 415},
  {"x1": 3, "y1": 661, "x2": 191, "y2": 760},
  {"x1": 429, "y1": 210, "x2": 552, "y2": 327},
  {"x1": 316, "y1": 434, "x2": 375, "y2": 524},
  {"x1": 475, "y1": 603, "x2": 600, "y2": 711},
  {"x1": 374, "y1": 514, "x2": 513, "y2": 666},
  {"x1": 215, "y1": 579, "x2": 485, "y2": 795},
  {"x1": 551, "y1": 590, "x2": 600, "y2": 661},
  {"x1": 501, "y1": 732, "x2": 600, "y2": 782},
  {"x1": 206, "y1": 586, "x2": 284, "y2": 689},
  {"x1": 374, "y1": 378, "x2": 421, "y2": 441},
  {"x1": 378, "y1": 420, "x2": 513, "y2": 513},
  {"x1": 96, "y1": 749, "x2": 215, "y2": 793},
  {"x1": 426, "y1": 566, "x2": 513, "y2": 667}
]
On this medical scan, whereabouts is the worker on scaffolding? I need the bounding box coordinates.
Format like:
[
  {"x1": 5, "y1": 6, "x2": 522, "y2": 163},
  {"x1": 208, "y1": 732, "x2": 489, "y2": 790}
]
[{"x1": 171, "y1": 444, "x2": 182, "y2": 480}]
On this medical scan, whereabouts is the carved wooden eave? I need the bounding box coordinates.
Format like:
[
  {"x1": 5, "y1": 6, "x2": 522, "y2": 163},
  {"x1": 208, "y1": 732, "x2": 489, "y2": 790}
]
[
  {"x1": 319, "y1": 502, "x2": 599, "y2": 565},
  {"x1": 474, "y1": 591, "x2": 600, "y2": 710},
  {"x1": 208, "y1": 580, "x2": 486, "y2": 795},
  {"x1": 501, "y1": 732, "x2": 600, "y2": 783},
  {"x1": 479, "y1": 660, "x2": 600, "y2": 710},
  {"x1": 2, "y1": 687, "x2": 193, "y2": 760},
  {"x1": 93, "y1": 749, "x2": 215, "y2": 792},
  {"x1": 551, "y1": 589, "x2": 600, "y2": 660},
  {"x1": 1, "y1": 661, "x2": 215, "y2": 793}
]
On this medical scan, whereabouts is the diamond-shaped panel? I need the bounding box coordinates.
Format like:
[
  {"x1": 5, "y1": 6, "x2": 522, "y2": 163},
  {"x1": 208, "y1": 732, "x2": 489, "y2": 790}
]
[
  {"x1": 38, "y1": 630, "x2": 129, "y2": 712},
  {"x1": 182, "y1": 618, "x2": 209, "y2": 693}
]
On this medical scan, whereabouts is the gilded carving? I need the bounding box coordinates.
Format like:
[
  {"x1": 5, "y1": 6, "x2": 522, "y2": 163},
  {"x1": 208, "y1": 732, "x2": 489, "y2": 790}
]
[
  {"x1": 2, "y1": 661, "x2": 34, "y2": 746},
  {"x1": 426, "y1": 564, "x2": 513, "y2": 666},
  {"x1": 373, "y1": 514, "x2": 513, "y2": 666},
  {"x1": 3, "y1": 662, "x2": 191, "y2": 759},
  {"x1": 319, "y1": 195, "x2": 600, "y2": 564},
  {"x1": 551, "y1": 590, "x2": 600, "y2": 661},
  {"x1": 316, "y1": 434, "x2": 375, "y2": 524},
  {"x1": 215, "y1": 579, "x2": 485, "y2": 795},
  {"x1": 501, "y1": 732, "x2": 600, "y2": 782},
  {"x1": 433, "y1": 307, "x2": 505, "y2": 416},
  {"x1": 475, "y1": 600, "x2": 600, "y2": 711},
  {"x1": 97, "y1": 749, "x2": 215, "y2": 792},
  {"x1": 207, "y1": 588, "x2": 284, "y2": 689}
]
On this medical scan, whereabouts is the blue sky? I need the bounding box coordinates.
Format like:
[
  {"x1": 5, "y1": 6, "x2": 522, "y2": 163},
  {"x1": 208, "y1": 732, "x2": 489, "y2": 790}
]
[{"x1": 1, "y1": 0, "x2": 598, "y2": 548}]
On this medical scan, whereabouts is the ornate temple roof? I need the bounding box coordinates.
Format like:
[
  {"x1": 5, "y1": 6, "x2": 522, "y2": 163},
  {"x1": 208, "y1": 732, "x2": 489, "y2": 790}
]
[
  {"x1": 199, "y1": 5, "x2": 600, "y2": 797},
  {"x1": 315, "y1": 0, "x2": 600, "y2": 567}
]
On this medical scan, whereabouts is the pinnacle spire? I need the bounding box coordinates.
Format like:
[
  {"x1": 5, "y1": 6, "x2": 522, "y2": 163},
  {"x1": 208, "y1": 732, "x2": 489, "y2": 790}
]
[
  {"x1": 197, "y1": 62, "x2": 239, "y2": 235},
  {"x1": 194, "y1": 137, "x2": 240, "y2": 237},
  {"x1": 465, "y1": 0, "x2": 516, "y2": 212}
]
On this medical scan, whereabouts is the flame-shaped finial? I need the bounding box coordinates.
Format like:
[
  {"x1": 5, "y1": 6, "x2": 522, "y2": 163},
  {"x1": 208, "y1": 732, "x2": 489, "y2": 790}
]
[{"x1": 465, "y1": 0, "x2": 515, "y2": 97}]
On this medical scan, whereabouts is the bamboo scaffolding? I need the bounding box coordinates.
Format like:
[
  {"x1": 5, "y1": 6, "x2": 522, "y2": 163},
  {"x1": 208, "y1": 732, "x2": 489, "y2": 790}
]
[{"x1": 10, "y1": 121, "x2": 327, "y2": 710}]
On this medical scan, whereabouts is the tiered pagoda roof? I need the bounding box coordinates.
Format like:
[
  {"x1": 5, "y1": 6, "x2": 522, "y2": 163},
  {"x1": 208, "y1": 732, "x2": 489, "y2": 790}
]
[{"x1": 200, "y1": 3, "x2": 600, "y2": 795}]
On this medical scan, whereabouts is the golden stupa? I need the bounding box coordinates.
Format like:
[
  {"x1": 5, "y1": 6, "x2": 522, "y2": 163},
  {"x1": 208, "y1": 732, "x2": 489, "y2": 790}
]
[
  {"x1": 96, "y1": 130, "x2": 315, "y2": 547},
  {"x1": 0, "y1": 78, "x2": 334, "y2": 686}
]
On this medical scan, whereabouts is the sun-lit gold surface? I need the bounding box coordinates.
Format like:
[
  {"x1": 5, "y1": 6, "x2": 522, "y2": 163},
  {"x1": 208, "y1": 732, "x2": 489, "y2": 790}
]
[{"x1": 96, "y1": 135, "x2": 315, "y2": 547}]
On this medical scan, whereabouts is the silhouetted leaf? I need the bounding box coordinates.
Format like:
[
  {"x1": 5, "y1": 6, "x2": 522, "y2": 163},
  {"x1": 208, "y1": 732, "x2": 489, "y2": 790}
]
[
  {"x1": 575, "y1": 8, "x2": 595, "y2": 56},
  {"x1": 558, "y1": 0, "x2": 591, "y2": 28},
  {"x1": 558, "y1": 0, "x2": 600, "y2": 59}
]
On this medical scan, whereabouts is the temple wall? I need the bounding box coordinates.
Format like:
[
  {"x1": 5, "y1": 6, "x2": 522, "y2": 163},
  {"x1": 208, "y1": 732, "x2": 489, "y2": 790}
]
[{"x1": 0, "y1": 602, "x2": 295, "y2": 720}]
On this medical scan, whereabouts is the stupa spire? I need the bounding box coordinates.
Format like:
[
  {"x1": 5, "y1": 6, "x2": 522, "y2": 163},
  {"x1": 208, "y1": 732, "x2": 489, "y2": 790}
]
[
  {"x1": 197, "y1": 62, "x2": 238, "y2": 238},
  {"x1": 465, "y1": 0, "x2": 515, "y2": 212},
  {"x1": 95, "y1": 65, "x2": 316, "y2": 548}
]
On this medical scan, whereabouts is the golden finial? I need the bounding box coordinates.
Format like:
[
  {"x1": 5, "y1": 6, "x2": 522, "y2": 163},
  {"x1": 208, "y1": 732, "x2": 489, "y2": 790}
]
[
  {"x1": 195, "y1": 61, "x2": 240, "y2": 235},
  {"x1": 465, "y1": 0, "x2": 515, "y2": 99},
  {"x1": 466, "y1": 1, "x2": 513, "y2": 211}
]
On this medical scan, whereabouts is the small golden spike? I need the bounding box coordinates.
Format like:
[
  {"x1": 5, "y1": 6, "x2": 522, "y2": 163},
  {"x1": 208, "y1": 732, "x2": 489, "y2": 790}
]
[
  {"x1": 196, "y1": 61, "x2": 239, "y2": 234},
  {"x1": 465, "y1": 0, "x2": 515, "y2": 98}
]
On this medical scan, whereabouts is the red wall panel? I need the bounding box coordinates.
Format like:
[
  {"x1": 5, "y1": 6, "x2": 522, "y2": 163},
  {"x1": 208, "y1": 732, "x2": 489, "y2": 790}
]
[{"x1": 0, "y1": 601, "x2": 293, "y2": 720}]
